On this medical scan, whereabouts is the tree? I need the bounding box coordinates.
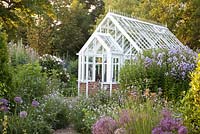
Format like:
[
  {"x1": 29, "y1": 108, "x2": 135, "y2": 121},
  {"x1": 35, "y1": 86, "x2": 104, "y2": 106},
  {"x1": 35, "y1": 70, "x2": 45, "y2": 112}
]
[
  {"x1": 79, "y1": 0, "x2": 105, "y2": 22},
  {"x1": 49, "y1": 0, "x2": 93, "y2": 58},
  {"x1": 0, "y1": 28, "x2": 12, "y2": 97},
  {"x1": 0, "y1": 0, "x2": 53, "y2": 41}
]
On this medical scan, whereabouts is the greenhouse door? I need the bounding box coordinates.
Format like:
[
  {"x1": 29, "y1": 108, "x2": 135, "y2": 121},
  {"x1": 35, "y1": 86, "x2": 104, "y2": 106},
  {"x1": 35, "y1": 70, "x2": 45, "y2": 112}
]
[{"x1": 95, "y1": 57, "x2": 102, "y2": 82}]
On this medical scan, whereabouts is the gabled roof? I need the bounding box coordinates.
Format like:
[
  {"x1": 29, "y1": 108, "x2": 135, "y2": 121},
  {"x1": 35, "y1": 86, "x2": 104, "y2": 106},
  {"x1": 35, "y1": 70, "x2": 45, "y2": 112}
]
[
  {"x1": 78, "y1": 33, "x2": 123, "y2": 55},
  {"x1": 78, "y1": 12, "x2": 184, "y2": 58}
]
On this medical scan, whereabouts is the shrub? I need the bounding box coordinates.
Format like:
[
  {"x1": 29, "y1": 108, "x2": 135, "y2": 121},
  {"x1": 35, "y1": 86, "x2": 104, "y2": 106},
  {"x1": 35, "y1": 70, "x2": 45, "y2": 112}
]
[
  {"x1": 39, "y1": 54, "x2": 70, "y2": 83},
  {"x1": 0, "y1": 92, "x2": 70, "y2": 133},
  {"x1": 71, "y1": 90, "x2": 123, "y2": 133},
  {"x1": 39, "y1": 91, "x2": 70, "y2": 130},
  {"x1": 9, "y1": 40, "x2": 39, "y2": 66},
  {"x1": 11, "y1": 62, "x2": 49, "y2": 103},
  {"x1": 0, "y1": 97, "x2": 53, "y2": 134},
  {"x1": 0, "y1": 30, "x2": 12, "y2": 98},
  {"x1": 181, "y1": 54, "x2": 200, "y2": 133},
  {"x1": 120, "y1": 47, "x2": 197, "y2": 100}
]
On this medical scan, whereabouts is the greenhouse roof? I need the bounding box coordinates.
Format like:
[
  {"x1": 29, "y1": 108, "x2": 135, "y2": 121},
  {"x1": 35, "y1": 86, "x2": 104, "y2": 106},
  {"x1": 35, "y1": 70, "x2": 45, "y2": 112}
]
[{"x1": 78, "y1": 12, "x2": 184, "y2": 58}]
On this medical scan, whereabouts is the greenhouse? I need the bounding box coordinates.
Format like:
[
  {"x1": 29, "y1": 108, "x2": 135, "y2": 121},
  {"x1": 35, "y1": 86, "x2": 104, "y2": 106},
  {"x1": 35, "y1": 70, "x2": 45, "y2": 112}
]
[{"x1": 77, "y1": 11, "x2": 184, "y2": 97}]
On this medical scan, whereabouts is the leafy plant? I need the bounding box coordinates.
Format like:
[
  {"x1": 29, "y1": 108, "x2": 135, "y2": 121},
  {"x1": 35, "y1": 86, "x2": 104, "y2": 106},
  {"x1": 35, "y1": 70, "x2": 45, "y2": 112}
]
[
  {"x1": 38, "y1": 91, "x2": 70, "y2": 130},
  {"x1": 71, "y1": 90, "x2": 123, "y2": 133},
  {"x1": 120, "y1": 47, "x2": 197, "y2": 100},
  {"x1": 11, "y1": 62, "x2": 49, "y2": 103},
  {"x1": 9, "y1": 40, "x2": 39, "y2": 66},
  {"x1": 0, "y1": 30, "x2": 12, "y2": 98},
  {"x1": 0, "y1": 97, "x2": 53, "y2": 134},
  {"x1": 181, "y1": 54, "x2": 200, "y2": 134},
  {"x1": 39, "y1": 54, "x2": 70, "y2": 83},
  {"x1": 121, "y1": 98, "x2": 162, "y2": 134}
]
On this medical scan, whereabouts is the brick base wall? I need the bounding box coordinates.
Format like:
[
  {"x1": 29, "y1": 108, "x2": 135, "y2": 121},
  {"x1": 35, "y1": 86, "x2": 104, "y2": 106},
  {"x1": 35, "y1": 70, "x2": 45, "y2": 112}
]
[{"x1": 79, "y1": 82, "x2": 119, "y2": 96}]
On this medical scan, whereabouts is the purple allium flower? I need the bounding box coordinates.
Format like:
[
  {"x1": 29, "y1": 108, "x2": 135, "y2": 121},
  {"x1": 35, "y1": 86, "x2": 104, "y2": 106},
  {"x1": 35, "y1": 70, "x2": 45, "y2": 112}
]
[
  {"x1": 118, "y1": 109, "x2": 131, "y2": 126},
  {"x1": 14, "y1": 97, "x2": 23, "y2": 104},
  {"x1": 0, "y1": 105, "x2": 9, "y2": 112},
  {"x1": 162, "y1": 109, "x2": 172, "y2": 118},
  {"x1": 152, "y1": 126, "x2": 162, "y2": 134},
  {"x1": 19, "y1": 111, "x2": 27, "y2": 118},
  {"x1": 178, "y1": 126, "x2": 188, "y2": 134},
  {"x1": 92, "y1": 116, "x2": 118, "y2": 134},
  {"x1": 152, "y1": 109, "x2": 188, "y2": 134},
  {"x1": 32, "y1": 100, "x2": 39, "y2": 107},
  {"x1": 0, "y1": 98, "x2": 8, "y2": 105}
]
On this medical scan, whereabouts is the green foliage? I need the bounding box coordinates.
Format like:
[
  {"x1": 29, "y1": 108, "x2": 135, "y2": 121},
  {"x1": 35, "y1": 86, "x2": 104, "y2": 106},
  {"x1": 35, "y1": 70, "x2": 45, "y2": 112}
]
[
  {"x1": 1, "y1": 92, "x2": 70, "y2": 133},
  {"x1": 0, "y1": 0, "x2": 54, "y2": 41},
  {"x1": 181, "y1": 54, "x2": 200, "y2": 134},
  {"x1": 0, "y1": 30, "x2": 12, "y2": 98},
  {"x1": 71, "y1": 90, "x2": 123, "y2": 133},
  {"x1": 1, "y1": 98, "x2": 52, "y2": 134},
  {"x1": 11, "y1": 62, "x2": 49, "y2": 103},
  {"x1": 39, "y1": 54, "x2": 70, "y2": 83},
  {"x1": 38, "y1": 91, "x2": 70, "y2": 130},
  {"x1": 120, "y1": 48, "x2": 197, "y2": 100},
  {"x1": 9, "y1": 40, "x2": 39, "y2": 66},
  {"x1": 119, "y1": 99, "x2": 161, "y2": 134}
]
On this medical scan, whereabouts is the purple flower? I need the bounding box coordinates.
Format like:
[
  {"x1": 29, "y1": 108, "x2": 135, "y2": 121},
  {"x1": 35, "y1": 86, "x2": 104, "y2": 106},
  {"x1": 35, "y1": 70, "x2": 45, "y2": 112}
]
[
  {"x1": 157, "y1": 60, "x2": 162, "y2": 66},
  {"x1": 14, "y1": 97, "x2": 23, "y2": 104},
  {"x1": 19, "y1": 111, "x2": 27, "y2": 118},
  {"x1": 152, "y1": 109, "x2": 188, "y2": 134},
  {"x1": 167, "y1": 57, "x2": 172, "y2": 63},
  {"x1": 178, "y1": 126, "x2": 188, "y2": 134},
  {"x1": 157, "y1": 52, "x2": 164, "y2": 60},
  {"x1": 92, "y1": 116, "x2": 118, "y2": 134},
  {"x1": 172, "y1": 56, "x2": 178, "y2": 62},
  {"x1": 169, "y1": 48, "x2": 178, "y2": 55},
  {"x1": 32, "y1": 100, "x2": 39, "y2": 107},
  {"x1": 144, "y1": 57, "x2": 153, "y2": 67},
  {"x1": 0, "y1": 98, "x2": 8, "y2": 105},
  {"x1": 118, "y1": 109, "x2": 131, "y2": 126},
  {"x1": 162, "y1": 109, "x2": 172, "y2": 118},
  {"x1": 0, "y1": 105, "x2": 9, "y2": 112},
  {"x1": 152, "y1": 126, "x2": 162, "y2": 134}
]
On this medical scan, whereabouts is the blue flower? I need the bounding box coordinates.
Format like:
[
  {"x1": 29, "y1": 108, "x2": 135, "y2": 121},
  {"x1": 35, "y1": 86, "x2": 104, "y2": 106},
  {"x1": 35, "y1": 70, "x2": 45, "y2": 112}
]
[
  {"x1": 157, "y1": 52, "x2": 164, "y2": 60},
  {"x1": 14, "y1": 97, "x2": 23, "y2": 104},
  {"x1": 144, "y1": 57, "x2": 153, "y2": 67},
  {"x1": 32, "y1": 100, "x2": 39, "y2": 107},
  {"x1": 169, "y1": 48, "x2": 178, "y2": 55},
  {"x1": 0, "y1": 98, "x2": 8, "y2": 105},
  {"x1": 19, "y1": 111, "x2": 27, "y2": 118}
]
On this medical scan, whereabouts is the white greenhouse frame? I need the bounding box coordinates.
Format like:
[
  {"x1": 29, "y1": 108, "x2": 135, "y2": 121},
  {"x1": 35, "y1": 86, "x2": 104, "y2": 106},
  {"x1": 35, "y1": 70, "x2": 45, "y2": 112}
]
[{"x1": 77, "y1": 12, "x2": 184, "y2": 97}]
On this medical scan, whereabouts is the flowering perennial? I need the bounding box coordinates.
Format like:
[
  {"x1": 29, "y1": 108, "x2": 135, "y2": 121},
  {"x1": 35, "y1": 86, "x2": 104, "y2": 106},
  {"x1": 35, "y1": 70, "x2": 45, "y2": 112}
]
[
  {"x1": 152, "y1": 109, "x2": 188, "y2": 134},
  {"x1": 19, "y1": 111, "x2": 28, "y2": 118},
  {"x1": 14, "y1": 96, "x2": 23, "y2": 104},
  {"x1": 92, "y1": 116, "x2": 118, "y2": 134},
  {"x1": 32, "y1": 100, "x2": 39, "y2": 107}
]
